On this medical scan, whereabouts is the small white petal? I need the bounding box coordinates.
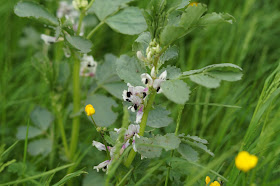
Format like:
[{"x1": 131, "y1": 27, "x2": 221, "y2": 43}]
[
  {"x1": 137, "y1": 51, "x2": 145, "y2": 61},
  {"x1": 159, "y1": 70, "x2": 167, "y2": 80},
  {"x1": 136, "y1": 109, "x2": 144, "y2": 124},
  {"x1": 41, "y1": 34, "x2": 56, "y2": 45},
  {"x1": 141, "y1": 73, "x2": 153, "y2": 86},
  {"x1": 93, "y1": 160, "x2": 111, "y2": 172},
  {"x1": 92, "y1": 140, "x2": 106, "y2": 151}
]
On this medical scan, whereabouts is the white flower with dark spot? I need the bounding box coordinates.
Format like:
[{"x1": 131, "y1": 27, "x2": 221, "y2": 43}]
[
  {"x1": 141, "y1": 68, "x2": 167, "y2": 94},
  {"x1": 80, "y1": 54, "x2": 98, "y2": 77},
  {"x1": 93, "y1": 160, "x2": 111, "y2": 172}
]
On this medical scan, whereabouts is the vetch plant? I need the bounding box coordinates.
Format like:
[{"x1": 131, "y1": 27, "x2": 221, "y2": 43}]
[{"x1": 85, "y1": 0, "x2": 243, "y2": 185}]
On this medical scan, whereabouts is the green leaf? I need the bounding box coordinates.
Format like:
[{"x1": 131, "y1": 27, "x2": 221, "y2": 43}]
[
  {"x1": 92, "y1": 0, "x2": 133, "y2": 21},
  {"x1": 147, "y1": 106, "x2": 173, "y2": 128},
  {"x1": 65, "y1": 35, "x2": 93, "y2": 53},
  {"x1": 106, "y1": 7, "x2": 147, "y2": 35},
  {"x1": 53, "y1": 169, "x2": 87, "y2": 186},
  {"x1": 96, "y1": 54, "x2": 119, "y2": 84},
  {"x1": 179, "y1": 3, "x2": 207, "y2": 29},
  {"x1": 182, "y1": 63, "x2": 243, "y2": 88},
  {"x1": 160, "y1": 3, "x2": 207, "y2": 45},
  {"x1": 135, "y1": 137, "x2": 162, "y2": 158},
  {"x1": 197, "y1": 12, "x2": 235, "y2": 26},
  {"x1": 177, "y1": 143, "x2": 199, "y2": 162},
  {"x1": 83, "y1": 170, "x2": 105, "y2": 186},
  {"x1": 179, "y1": 134, "x2": 208, "y2": 144},
  {"x1": 14, "y1": 2, "x2": 58, "y2": 26},
  {"x1": 16, "y1": 126, "x2": 43, "y2": 140},
  {"x1": 160, "y1": 65, "x2": 182, "y2": 80},
  {"x1": 86, "y1": 94, "x2": 118, "y2": 127},
  {"x1": 161, "y1": 80, "x2": 190, "y2": 104},
  {"x1": 116, "y1": 55, "x2": 146, "y2": 86},
  {"x1": 102, "y1": 82, "x2": 127, "y2": 100},
  {"x1": 132, "y1": 32, "x2": 151, "y2": 54},
  {"x1": 159, "y1": 46, "x2": 179, "y2": 64},
  {"x1": 30, "y1": 106, "x2": 54, "y2": 130},
  {"x1": 160, "y1": 26, "x2": 186, "y2": 46},
  {"x1": 155, "y1": 133, "x2": 181, "y2": 151},
  {"x1": 104, "y1": 134, "x2": 116, "y2": 146},
  {"x1": 28, "y1": 139, "x2": 52, "y2": 156},
  {"x1": 135, "y1": 134, "x2": 181, "y2": 158}
]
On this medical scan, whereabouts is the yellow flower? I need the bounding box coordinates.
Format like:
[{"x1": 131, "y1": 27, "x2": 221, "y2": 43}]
[
  {"x1": 205, "y1": 176, "x2": 211, "y2": 184},
  {"x1": 210, "y1": 181, "x2": 220, "y2": 186},
  {"x1": 85, "y1": 104, "x2": 95, "y2": 116},
  {"x1": 189, "y1": 2, "x2": 198, "y2": 7},
  {"x1": 235, "y1": 151, "x2": 258, "y2": 172}
]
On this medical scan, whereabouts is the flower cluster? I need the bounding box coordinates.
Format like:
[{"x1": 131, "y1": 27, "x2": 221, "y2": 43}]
[
  {"x1": 79, "y1": 54, "x2": 98, "y2": 77},
  {"x1": 205, "y1": 176, "x2": 221, "y2": 186},
  {"x1": 92, "y1": 124, "x2": 139, "y2": 172}
]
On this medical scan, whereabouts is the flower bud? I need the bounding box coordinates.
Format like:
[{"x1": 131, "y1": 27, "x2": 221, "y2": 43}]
[
  {"x1": 102, "y1": 127, "x2": 107, "y2": 132},
  {"x1": 137, "y1": 51, "x2": 145, "y2": 61},
  {"x1": 147, "y1": 51, "x2": 152, "y2": 61},
  {"x1": 156, "y1": 44, "x2": 160, "y2": 53},
  {"x1": 85, "y1": 104, "x2": 95, "y2": 116},
  {"x1": 96, "y1": 127, "x2": 102, "y2": 132}
]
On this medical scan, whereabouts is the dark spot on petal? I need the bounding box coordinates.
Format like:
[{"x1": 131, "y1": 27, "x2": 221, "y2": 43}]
[
  {"x1": 157, "y1": 87, "x2": 160, "y2": 92},
  {"x1": 126, "y1": 99, "x2": 131, "y2": 102},
  {"x1": 145, "y1": 79, "x2": 148, "y2": 84},
  {"x1": 127, "y1": 92, "x2": 132, "y2": 97},
  {"x1": 87, "y1": 64, "x2": 91, "y2": 67},
  {"x1": 143, "y1": 92, "x2": 147, "y2": 98},
  {"x1": 134, "y1": 105, "x2": 138, "y2": 110}
]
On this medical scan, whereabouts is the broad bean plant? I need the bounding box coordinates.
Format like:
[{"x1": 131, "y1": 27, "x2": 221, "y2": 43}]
[{"x1": 14, "y1": 0, "x2": 242, "y2": 185}]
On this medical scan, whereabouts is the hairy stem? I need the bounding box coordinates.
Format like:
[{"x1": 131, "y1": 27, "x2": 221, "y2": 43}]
[
  {"x1": 165, "y1": 104, "x2": 184, "y2": 186},
  {"x1": 124, "y1": 91, "x2": 157, "y2": 168},
  {"x1": 69, "y1": 54, "x2": 81, "y2": 160},
  {"x1": 90, "y1": 116, "x2": 110, "y2": 159}
]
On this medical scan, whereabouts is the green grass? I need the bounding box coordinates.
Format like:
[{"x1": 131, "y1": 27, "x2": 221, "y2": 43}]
[{"x1": 0, "y1": 0, "x2": 280, "y2": 185}]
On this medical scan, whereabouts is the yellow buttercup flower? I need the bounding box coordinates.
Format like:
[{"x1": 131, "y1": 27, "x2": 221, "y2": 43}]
[
  {"x1": 85, "y1": 104, "x2": 95, "y2": 116},
  {"x1": 189, "y1": 2, "x2": 198, "y2": 7},
  {"x1": 235, "y1": 151, "x2": 258, "y2": 172},
  {"x1": 210, "y1": 181, "x2": 220, "y2": 186},
  {"x1": 205, "y1": 176, "x2": 211, "y2": 184}
]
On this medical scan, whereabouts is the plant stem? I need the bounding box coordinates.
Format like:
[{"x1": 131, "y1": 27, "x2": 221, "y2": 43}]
[
  {"x1": 57, "y1": 112, "x2": 69, "y2": 157},
  {"x1": 69, "y1": 53, "x2": 81, "y2": 160},
  {"x1": 86, "y1": 21, "x2": 105, "y2": 39},
  {"x1": 90, "y1": 116, "x2": 110, "y2": 159},
  {"x1": 124, "y1": 91, "x2": 157, "y2": 168},
  {"x1": 23, "y1": 120, "x2": 30, "y2": 164},
  {"x1": 164, "y1": 104, "x2": 185, "y2": 186},
  {"x1": 85, "y1": 0, "x2": 96, "y2": 11}
]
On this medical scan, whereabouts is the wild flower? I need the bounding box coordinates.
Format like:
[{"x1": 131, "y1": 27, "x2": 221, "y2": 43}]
[
  {"x1": 40, "y1": 34, "x2": 57, "y2": 45},
  {"x1": 235, "y1": 151, "x2": 258, "y2": 172},
  {"x1": 85, "y1": 104, "x2": 95, "y2": 116},
  {"x1": 189, "y1": 2, "x2": 198, "y2": 7},
  {"x1": 210, "y1": 181, "x2": 220, "y2": 186},
  {"x1": 115, "y1": 124, "x2": 140, "y2": 151},
  {"x1": 56, "y1": 1, "x2": 79, "y2": 22},
  {"x1": 205, "y1": 176, "x2": 211, "y2": 184},
  {"x1": 79, "y1": 54, "x2": 98, "y2": 77},
  {"x1": 141, "y1": 67, "x2": 167, "y2": 94}
]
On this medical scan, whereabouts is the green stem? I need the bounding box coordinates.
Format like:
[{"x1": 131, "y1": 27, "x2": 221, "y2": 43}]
[
  {"x1": 69, "y1": 53, "x2": 81, "y2": 160},
  {"x1": 23, "y1": 120, "x2": 30, "y2": 164},
  {"x1": 90, "y1": 116, "x2": 110, "y2": 159},
  {"x1": 77, "y1": 12, "x2": 85, "y2": 35},
  {"x1": 86, "y1": 21, "x2": 105, "y2": 39},
  {"x1": 57, "y1": 113, "x2": 69, "y2": 157},
  {"x1": 164, "y1": 104, "x2": 184, "y2": 186},
  {"x1": 124, "y1": 91, "x2": 157, "y2": 168},
  {"x1": 116, "y1": 167, "x2": 134, "y2": 186},
  {"x1": 85, "y1": 0, "x2": 96, "y2": 11}
]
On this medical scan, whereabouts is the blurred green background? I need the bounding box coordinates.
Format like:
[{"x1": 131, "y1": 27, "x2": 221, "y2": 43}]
[{"x1": 1, "y1": 0, "x2": 280, "y2": 185}]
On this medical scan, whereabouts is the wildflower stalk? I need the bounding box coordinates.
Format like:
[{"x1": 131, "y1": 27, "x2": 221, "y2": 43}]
[
  {"x1": 165, "y1": 104, "x2": 184, "y2": 186},
  {"x1": 124, "y1": 90, "x2": 157, "y2": 168},
  {"x1": 90, "y1": 116, "x2": 110, "y2": 159}
]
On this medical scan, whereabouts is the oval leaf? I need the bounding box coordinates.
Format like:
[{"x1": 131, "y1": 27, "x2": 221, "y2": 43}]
[
  {"x1": 161, "y1": 80, "x2": 190, "y2": 104},
  {"x1": 66, "y1": 35, "x2": 93, "y2": 53},
  {"x1": 14, "y1": 2, "x2": 59, "y2": 26}
]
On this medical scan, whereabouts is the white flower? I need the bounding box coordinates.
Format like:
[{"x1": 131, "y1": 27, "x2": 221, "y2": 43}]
[
  {"x1": 92, "y1": 140, "x2": 106, "y2": 151},
  {"x1": 80, "y1": 54, "x2": 98, "y2": 77},
  {"x1": 123, "y1": 83, "x2": 147, "y2": 112},
  {"x1": 141, "y1": 70, "x2": 167, "y2": 94},
  {"x1": 41, "y1": 34, "x2": 56, "y2": 45},
  {"x1": 57, "y1": 1, "x2": 79, "y2": 21},
  {"x1": 93, "y1": 160, "x2": 111, "y2": 172},
  {"x1": 141, "y1": 73, "x2": 153, "y2": 86},
  {"x1": 153, "y1": 70, "x2": 167, "y2": 94}
]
